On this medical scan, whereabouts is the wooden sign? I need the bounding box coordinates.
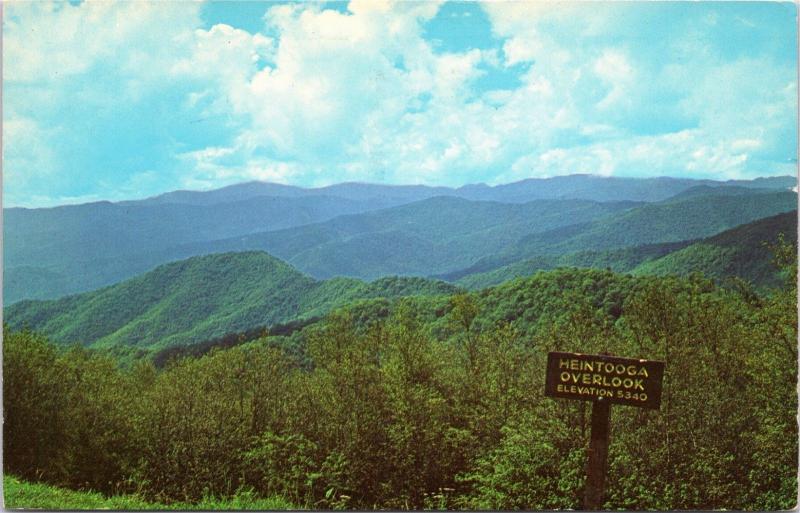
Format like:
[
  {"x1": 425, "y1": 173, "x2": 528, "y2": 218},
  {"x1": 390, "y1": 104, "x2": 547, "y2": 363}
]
[
  {"x1": 544, "y1": 351, "x2": 666, "y2": 509},
  {"x1": 545, "y1": 351, "x2": 665, "y2": 409}
]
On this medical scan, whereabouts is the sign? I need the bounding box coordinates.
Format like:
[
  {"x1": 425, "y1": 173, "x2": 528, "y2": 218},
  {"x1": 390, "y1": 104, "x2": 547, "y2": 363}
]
[
  {"x1": 545, "y1": 351, "x2": 665, "y2": 409},
  {"x1": 544, "y1": 351, "x2": 665, "y2": 509}
]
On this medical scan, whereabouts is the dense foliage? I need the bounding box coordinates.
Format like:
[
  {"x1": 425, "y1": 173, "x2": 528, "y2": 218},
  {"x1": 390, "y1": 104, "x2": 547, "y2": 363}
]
[
  {"x1": 443, "y1": 190, "x2": 796, "y2": 281},
  {"x1": 457, "y1": 241, "x2": 694, "y2": 289},
  {"x1": 9, "y1": 207, "x2": 797, "y2": 361},
  {"x1": 5, "y1": 256, "x2": 796, "y2": 509},
  {"x1": 5, "y1": 252, "x2": 458, "y2": 356},
  {"x1": 459, "y1": 210, "x2": 798, "y2": 290},
  {"x1": 511, "y1": 190, "x2": 796, "y2": 258},
  {"x1": 634, "y1": 210, "x2": 798, "y2": 289}
]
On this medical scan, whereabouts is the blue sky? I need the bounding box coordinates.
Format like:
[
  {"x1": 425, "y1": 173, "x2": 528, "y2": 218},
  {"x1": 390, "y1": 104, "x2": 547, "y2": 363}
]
[{"x1": 4, "y1": 1, "x2": 797, "y2": 207}]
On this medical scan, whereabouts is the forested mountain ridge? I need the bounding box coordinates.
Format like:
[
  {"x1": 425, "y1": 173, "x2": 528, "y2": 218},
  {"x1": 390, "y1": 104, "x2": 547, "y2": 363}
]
[
  {"x1": 4, "y1": 251, "x2": 459, "y2": 354},
  {"x1": 5, "y1": 259, "x2": 797, "y2": 510},
  {"x1": 456, "y1": 174, "x2": 795, "y2": 202},
  {"x1": 454, "y1": 240, "x2": 696, "y2": 289},
  {"x1": 4, "y1": 196, "x2": 636, "y2": 302},
  {"x1": 135, "y1": 181, "x2": 454, "y2": 206},
  {"x1": 168, "y1": 196, "x2": 638, "y2": 280},
  {"x1": 514, "y1": 190, "x2": 797, "y2": 255},
  {"x1": 446, "y1": 190, "x2": 797, "y2": 280},
  {"x1": 660, "y1": 184, "x2": 769, "y2": 201},
  {"x1": 456, "y1": 210, "x2": 798, "y2": 289},
  {"x1": 7, "y1": 196, "x2": 796, "y2": 358},
  {"x1": 3, "y1": 195, "x2": 391, "y2": 303},
  {"x1": 5, "y1": 174, "x2": 794, "y2": 303},
  {"x1": 633, "y1": 210, "x2": 798, "y2": 287},
  {"x1": 78, "y1": 188, "x2": 795, "y2": 289}
]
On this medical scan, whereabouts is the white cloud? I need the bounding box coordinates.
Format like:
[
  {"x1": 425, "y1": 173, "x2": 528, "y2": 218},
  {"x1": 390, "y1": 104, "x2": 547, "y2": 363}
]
[
  {"x1": 173, "y1": 0, "x2": 509, "y2": 186},
  {"x1": 3, "y1": 0, "x2": 797, "y2": 206},
  {"x1": 3, "y1": 1, "x2": 205, "y2": 205},
  {"x1": 4, "y1": 1, "x2": 202, "y2": 84},
  {"x1": 176, "y1": 143, "x2": 304, "y2": 191},
  {"x1": 171, "y1": 24, "x2": 274, "y2": 87},
  {"x1": 3, "y1": 118, "x2": 58, "y2": 191},
  {"x1": 593, "y1": 49, "x2": 636, "y2": 111},
  {"x1": 501, "y1": 128, "x2": 772, "y2": 183}
]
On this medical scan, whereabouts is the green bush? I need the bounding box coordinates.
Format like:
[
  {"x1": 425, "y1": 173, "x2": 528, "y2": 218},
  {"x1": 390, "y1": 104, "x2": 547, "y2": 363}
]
[{"x1": 3, "y1": 259, "x2": 797, "y2": 510}]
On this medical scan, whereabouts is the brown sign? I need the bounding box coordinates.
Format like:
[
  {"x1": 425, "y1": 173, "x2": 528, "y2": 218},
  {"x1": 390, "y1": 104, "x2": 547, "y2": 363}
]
[{"x1": 545, "y1": 351, "x2": 665, "y2": 409}]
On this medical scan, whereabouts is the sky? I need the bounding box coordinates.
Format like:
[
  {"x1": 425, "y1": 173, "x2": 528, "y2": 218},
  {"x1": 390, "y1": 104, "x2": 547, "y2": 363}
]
[{"x1": 3, "y1": 1, "x2": 798, "y2": 207}]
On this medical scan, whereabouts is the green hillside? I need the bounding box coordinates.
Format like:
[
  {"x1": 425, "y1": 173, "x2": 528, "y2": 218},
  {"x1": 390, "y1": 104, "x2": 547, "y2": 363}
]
[
  {"x1": 450, "y1": 190, "x2": 797, "y2": 280},
  {"x1": 5, "y1": 176, "x2": 794, "y2": 303},
  {"x1": 171, "y1": 196, "x2": 637, "y2": 280},
  {"x1": 661, "y1": 184, "x2": 766, "y2": 201},
  {"x1": 7, "y1": 197, "x2": 796, "y2": 353},
  {"x1": 458, "y1": 209, "x2": 798, "y2": 290},
  {"x1": 633, "y1": 210, "x2": 798, "y2": 287},
  {"x1": 5, "y1": 260, "x2": 796, "y2": 510},
  {"x1": 4, "y1": 195, "x2": 389, "y2": 303},
  {"x1": 457, "y1": 240, "x2": 694, "y2": 289},
  {"x1": 4, "y1": 252, "x2": 458, "y2": 353},
  {"x1": 4, "y1": 195, "x2": 634, "y2": 303},
  {"x1": 516, "y1": 190, "x2": 796, "y2": 255}
]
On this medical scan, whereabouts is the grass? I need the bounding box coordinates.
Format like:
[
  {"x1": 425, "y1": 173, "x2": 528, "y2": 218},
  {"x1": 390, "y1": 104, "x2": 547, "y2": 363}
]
[{"x1": 3, "y1": 475, "x2": 298, "y2": 510}]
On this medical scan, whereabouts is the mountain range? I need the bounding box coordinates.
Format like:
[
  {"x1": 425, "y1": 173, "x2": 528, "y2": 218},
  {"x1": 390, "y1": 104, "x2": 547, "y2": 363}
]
[
  {"x1": 4, "y1": 172, "x2": 797, "y2": 358},
  {"x1": 457, "y1": 210, "x2": 797, "y2": 289},
  {"x1": 136, "y1": 174, "x2": 795, "y2": 205},
  {"x1": 7, "y1": 201, "x2": 795, "y2": 357},
  {"x1": 4, "y1": 174, "x2": 796, "y2": 304},
  {"x1": 5, "y1": 251, "x2": 459, "y2": 354},
  {"x1": 444, "y1": 189, "x2": 796, "y2": 279}
]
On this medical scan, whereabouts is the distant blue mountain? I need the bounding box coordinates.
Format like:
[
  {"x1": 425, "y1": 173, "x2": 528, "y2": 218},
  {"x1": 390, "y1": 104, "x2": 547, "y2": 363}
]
[
  {"x1": 442, "y1": 189, "x2": 797, "y2": 280},
  {"x1": 4, "y1": 174, "x2": 795, "y2": 303},
  {"x1": 133, "y1": 173, "x2": 796, "y2": 205}
]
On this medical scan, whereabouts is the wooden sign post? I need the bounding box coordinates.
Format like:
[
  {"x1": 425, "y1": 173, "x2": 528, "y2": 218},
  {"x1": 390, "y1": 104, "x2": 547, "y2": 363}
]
[{"x1": 544, "y1": 351, "x2": 665, "y2": 510}]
